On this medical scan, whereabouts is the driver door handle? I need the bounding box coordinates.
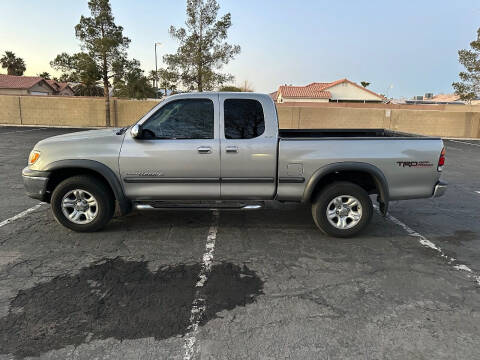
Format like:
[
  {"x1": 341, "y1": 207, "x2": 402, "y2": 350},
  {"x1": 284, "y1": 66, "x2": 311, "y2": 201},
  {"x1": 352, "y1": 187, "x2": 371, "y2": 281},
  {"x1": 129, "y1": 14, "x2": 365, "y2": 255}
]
[
  {"x1": 225, "y1": 146, "x2": 238, "y2": 153},
  {"x1": 197, "y1": 146, "x2": 212, "y2": 154}
]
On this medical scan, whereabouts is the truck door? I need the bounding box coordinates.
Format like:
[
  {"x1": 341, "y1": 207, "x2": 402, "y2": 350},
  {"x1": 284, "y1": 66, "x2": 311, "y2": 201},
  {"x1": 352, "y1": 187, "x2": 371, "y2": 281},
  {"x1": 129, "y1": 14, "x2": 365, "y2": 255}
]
[
  {"x1": 219, "y1": 94, "x2": 278, "y2": 199},
  {"x1": 119, "y1": 94, "x2": 220, "y2": 199}
]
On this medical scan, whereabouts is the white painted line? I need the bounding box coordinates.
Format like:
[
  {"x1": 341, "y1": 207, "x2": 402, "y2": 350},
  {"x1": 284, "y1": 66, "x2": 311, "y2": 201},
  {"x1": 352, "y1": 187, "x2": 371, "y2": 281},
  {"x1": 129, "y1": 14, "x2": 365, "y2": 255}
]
[
  {"x1": 476, "y1": 191, "x2": 480, "y2": 195},
  {"x1": 376, "y1": 206, "x2": 480, "y2": 286},
  {"x1": 447, "y1": 139, "x2": 480, "y2": 148},
  {"x1": 0, "y1": 128, "x2": 47, "y2": 135},
  {"x1": 0, "y1": 203, "x2": 45, "y2": 228},
  {"x1": 183, "y1": 210, "x2": 219, "y2": 360}
]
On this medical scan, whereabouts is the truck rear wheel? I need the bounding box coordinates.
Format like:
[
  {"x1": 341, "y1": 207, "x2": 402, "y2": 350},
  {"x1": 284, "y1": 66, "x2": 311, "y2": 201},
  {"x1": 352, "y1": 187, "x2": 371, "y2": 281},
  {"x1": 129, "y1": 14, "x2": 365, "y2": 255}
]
[
  {"x1": 311, "y1": 181, "x2": 373, "y2": 238},
  {"x1": 51, "y1": 175, "x2": 114, "y2": 232}
]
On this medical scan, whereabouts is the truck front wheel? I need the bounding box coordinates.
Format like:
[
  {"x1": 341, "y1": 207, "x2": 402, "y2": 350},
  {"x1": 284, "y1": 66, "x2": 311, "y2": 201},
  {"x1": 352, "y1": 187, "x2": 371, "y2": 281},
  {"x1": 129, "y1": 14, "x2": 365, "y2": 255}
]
[
  {"x1": 51, "y1": 175, "x2": 115, "y2": 232},
  {"x1": 311, "y1": 181, "x2": 373, "y2": 238}
]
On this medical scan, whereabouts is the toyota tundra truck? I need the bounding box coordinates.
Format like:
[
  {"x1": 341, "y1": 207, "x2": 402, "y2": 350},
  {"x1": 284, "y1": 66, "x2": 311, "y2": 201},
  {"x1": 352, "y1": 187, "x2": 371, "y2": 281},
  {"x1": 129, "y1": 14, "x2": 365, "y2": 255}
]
[{"x1": 22, "y1": 92, "x2": 447, "y2": 237}]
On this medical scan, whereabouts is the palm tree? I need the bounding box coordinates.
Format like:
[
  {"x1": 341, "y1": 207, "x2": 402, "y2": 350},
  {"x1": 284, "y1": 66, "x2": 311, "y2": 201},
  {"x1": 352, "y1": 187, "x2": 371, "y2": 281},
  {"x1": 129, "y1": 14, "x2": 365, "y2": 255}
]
[
  {"x1": 1, "y1": 51, "x2": 26, "y2": 75},
  {"x1": 360, "y1": 81, "x2": 371, "y2": 88}
]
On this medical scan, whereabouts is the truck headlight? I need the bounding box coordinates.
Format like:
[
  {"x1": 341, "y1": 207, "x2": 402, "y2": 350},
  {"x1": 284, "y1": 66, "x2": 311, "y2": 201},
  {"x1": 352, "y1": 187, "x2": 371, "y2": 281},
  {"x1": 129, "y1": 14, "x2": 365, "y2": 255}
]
[{"x1": 28, "y1": 150, "x2": 40, "y2": 165}]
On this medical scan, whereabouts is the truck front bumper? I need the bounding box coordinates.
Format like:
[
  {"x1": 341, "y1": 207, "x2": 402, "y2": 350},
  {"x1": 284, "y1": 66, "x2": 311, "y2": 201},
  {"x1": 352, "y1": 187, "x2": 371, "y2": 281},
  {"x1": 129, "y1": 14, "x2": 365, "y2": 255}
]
[
  {"x1": 22, "y1": 167, "x2": 50, "y2": 201},
  {"x1": 432, "y1": 180, "x2": 448, "y2": 198}
]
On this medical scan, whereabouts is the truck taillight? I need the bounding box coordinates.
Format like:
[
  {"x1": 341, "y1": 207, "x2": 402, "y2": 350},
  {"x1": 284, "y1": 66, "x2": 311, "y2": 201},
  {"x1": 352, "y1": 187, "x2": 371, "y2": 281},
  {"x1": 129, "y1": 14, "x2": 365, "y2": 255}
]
[{"x1": 438, "y1": 147, "x2": 446, "y2": 171}]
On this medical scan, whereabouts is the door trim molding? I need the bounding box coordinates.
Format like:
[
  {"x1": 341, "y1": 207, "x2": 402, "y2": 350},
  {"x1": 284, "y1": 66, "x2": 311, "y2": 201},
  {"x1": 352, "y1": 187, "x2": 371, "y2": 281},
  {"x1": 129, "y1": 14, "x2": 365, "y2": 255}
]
[
  {"x1": 278, "y1": 177, "x2": 305, "y2": 183},
  {"x1": 123, "y1": 177, "x2": 276, "y2": 184},
  {"x1": 124, "y1": 177, "x2": 220, "y2": 183},
  {"x1": 221, "y1": 177, "x2": 274, "y2": 183}
]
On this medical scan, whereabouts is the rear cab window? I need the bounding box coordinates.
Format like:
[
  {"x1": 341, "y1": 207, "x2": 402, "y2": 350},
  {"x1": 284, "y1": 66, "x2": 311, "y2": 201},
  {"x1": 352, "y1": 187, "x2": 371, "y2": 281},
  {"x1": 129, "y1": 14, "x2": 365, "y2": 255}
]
[{"x1": 224, "y1": 99, "x2": 265, "y2": 139}]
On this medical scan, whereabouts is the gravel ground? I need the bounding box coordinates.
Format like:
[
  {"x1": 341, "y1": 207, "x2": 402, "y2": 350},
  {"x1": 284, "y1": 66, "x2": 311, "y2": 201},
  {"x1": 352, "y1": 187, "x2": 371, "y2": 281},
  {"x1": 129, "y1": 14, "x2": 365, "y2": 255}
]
[{"x1": 0, "y1": 126, "x2": 479, "y2": 360}]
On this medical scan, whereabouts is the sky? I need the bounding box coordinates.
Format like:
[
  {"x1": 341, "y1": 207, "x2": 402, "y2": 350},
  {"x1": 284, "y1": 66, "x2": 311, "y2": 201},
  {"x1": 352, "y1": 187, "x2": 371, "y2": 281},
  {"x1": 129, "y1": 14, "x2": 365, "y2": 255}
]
[{"x1": 0, "y1": 0, "x2": 478, "y2": 98}]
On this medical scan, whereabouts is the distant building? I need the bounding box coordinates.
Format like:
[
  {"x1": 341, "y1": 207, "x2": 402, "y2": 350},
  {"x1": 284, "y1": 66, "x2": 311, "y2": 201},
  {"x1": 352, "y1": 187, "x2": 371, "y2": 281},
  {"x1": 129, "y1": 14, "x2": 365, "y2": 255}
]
[
  {"x1": 272, "y1": 78, "x2": 385, "y2": 104},
  {"x1": 46, "y1": 79, "x2": 74, "y2": 96},
  {"x1": 0, "y1": 75, "x2": 74, "y2": 96},
  {"x1": 405, "y1": 93, "x2": 465, "y2": 105}
]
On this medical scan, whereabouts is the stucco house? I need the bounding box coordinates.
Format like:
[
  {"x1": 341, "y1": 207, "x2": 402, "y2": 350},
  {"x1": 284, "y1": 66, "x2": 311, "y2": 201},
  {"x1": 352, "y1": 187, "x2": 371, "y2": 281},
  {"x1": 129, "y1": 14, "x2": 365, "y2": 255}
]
[
  {"x1": 273, "y1": 78, "x2": 385, "y2": 104},
  {"x1": 46, "y1": 79, "x2": 75, "y2": 96},
  {"x1": 0, "y1": 75, "x2": 74, "y2": 96}
]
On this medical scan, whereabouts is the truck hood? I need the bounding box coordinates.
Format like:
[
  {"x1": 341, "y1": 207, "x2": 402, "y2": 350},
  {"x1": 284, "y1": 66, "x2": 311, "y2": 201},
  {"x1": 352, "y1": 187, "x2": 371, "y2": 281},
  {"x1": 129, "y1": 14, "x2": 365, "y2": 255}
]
[
  {"x1": 31, "y1": 128, "x2": 126, "y2": 171},
  {"x1": 36, "y1": 128, "x2": 123, "y2": 146}
]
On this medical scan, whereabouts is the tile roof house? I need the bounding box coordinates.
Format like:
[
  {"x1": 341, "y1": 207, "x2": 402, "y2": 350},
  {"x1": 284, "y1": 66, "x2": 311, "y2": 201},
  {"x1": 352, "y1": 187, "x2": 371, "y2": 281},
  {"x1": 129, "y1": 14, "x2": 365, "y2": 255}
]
[
  {"x1": 274, "y1": 78, "x2": 385, "y2": 104},
  {"x1": 46, "y1": 79, "x2": 75, "y2": 96},
  {"x1": 0, "y1": 74, "x2": 74, "y2": 96}
]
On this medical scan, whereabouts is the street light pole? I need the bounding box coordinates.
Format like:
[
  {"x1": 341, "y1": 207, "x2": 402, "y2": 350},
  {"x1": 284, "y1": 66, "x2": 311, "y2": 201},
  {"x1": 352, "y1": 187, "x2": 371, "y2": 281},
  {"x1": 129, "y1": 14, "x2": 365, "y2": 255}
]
[{"x1": 154, "y1": 42, "x2": 162, "y2": 95}]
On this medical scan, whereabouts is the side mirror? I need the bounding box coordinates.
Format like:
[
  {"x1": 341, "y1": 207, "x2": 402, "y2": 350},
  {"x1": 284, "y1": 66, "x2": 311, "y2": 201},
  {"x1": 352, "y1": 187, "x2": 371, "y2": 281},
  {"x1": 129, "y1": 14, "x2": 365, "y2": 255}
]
[{"x1": 131, "y1": 124, "x2": 141, "y2": 139}]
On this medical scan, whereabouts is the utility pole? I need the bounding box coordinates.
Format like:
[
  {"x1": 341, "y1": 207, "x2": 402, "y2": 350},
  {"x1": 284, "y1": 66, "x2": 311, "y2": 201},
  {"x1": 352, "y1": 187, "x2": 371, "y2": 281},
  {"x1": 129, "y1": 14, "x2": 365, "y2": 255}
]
[{"x1": 154, "y1": 42, "x2": 162, "y2": 95}]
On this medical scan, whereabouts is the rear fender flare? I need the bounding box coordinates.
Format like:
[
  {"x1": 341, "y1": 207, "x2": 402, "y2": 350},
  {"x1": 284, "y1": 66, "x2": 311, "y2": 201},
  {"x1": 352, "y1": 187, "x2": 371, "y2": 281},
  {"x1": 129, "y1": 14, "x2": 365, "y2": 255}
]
[{"x1": 303, "y1": 162, "x2": 389, "y2": 215}]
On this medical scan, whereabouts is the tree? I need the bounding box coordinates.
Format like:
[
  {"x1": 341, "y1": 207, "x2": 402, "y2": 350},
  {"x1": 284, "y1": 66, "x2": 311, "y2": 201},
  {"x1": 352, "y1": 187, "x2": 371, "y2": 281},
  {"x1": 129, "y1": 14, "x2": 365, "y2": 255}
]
[
  {"x1": 38, "y1": 72, "x2": 52, "y2": 80},
  {"x1": 164, "y1": 0, "x2": 241, "y2": 91},
  {"x1": 219, "y1": 81, "x2": 253, "y2": 92},
  {"x1": 74, "y1": 0, "x2": 131, "y2": 125},
  {"x1": 360, "y1": 81, "x2": 370, "y2": 88},
  {"x1": 113, "y1": 59, "x2": 155, "y2": 99},
  {"x1": 239, "y1": 80, "x2": 254, "y2": 92},
  {"x1": 1, "y1": 51, "x2": 26, "y2": 75},
  {"x1": 51, "y1": 52, "x2": 103, "y2": 96},
  {"x1": 219, "y1": 85, "x2": 242, "y2": 92},
  {"x1": 149, "y1": 68, "x2": 179, "y2": 97},
  {"x1": 453, "y1": 27, "x2": 480, "y2": 102}
]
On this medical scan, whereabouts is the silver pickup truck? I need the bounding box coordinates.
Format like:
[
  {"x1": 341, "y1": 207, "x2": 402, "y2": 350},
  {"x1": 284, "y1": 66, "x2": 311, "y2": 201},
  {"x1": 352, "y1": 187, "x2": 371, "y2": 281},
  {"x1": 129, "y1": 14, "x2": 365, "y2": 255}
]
[{"x1": 23, "y1": 92, "x2": 447, "y2": 237}]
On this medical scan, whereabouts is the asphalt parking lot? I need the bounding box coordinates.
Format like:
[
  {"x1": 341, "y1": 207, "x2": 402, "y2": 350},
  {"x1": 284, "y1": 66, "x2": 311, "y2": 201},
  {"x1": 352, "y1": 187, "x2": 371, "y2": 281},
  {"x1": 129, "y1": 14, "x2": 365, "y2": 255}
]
[{"x1": 0, "y1": 126, "x2": 479, "y2": 360}]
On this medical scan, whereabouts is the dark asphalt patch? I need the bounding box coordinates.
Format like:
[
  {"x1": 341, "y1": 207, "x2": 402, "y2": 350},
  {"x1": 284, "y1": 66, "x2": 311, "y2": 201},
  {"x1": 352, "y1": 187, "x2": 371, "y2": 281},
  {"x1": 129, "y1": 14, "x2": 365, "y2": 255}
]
[
  {"x1": 0, "y1": 258, "x2": 263, "y2": 358},
  {"x1": 435, "y1": 230, "x2": 478, "y2": 243}
]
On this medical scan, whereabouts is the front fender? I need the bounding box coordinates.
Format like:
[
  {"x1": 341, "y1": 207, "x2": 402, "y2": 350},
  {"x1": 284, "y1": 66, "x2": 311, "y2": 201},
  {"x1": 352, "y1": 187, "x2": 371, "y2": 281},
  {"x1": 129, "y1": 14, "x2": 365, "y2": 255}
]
[{"x1": 44, "y1": 159, "x2": 131, "y2": 215}]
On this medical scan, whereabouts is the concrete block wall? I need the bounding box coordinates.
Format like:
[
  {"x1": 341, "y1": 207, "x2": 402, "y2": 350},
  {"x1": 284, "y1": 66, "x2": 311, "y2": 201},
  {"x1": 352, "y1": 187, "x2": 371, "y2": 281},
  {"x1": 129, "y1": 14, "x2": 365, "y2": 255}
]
[
  {"x1": 0, "y1": 95, "x2": 479, "y2": 138},
  {"x1": 277, "y1": 105, "x2": 480, "y2": 138},
  {"x1": 114, "y1": 99, "x2": 160, "y2": 127},
  {"x1": 19, "y1": 96, "x2": 107, "y2": 127},
  {"x1": 0, "y1": 96, "x2": 21, "y2": 125}
]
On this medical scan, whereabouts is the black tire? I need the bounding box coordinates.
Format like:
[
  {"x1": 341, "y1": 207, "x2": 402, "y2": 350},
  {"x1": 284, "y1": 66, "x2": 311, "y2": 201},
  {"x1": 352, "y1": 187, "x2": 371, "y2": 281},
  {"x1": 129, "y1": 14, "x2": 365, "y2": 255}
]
[
  {"x1": 51, "y1": 175, "x2": 114, "y2": 232},
  {"x1": 311, "y1": 181, "x2": 373, "y2": 238}
]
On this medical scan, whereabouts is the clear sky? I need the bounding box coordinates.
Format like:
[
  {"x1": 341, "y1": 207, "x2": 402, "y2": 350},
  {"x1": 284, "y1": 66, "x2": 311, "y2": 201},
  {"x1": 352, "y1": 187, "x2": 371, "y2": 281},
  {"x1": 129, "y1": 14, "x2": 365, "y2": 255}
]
[{"x1": 0, "y1": 0, "x2": 478, "y2": 98}]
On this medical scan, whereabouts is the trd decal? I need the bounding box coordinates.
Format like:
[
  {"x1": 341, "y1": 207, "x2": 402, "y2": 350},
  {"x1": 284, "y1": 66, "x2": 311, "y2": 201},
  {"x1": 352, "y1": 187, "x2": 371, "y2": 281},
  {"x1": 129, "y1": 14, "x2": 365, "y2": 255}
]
[{"x1": 396, "y1": 161, "x2": 433, "y2": 168}]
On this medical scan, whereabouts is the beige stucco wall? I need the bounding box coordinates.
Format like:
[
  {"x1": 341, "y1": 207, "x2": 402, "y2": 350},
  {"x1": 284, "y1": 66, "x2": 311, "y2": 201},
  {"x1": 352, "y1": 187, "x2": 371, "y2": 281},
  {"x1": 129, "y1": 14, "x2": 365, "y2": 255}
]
[
  {"x1": 114, "y1": 99, "x2": 161, "y2": 126},
  {"x1": 277, "y1": 105, "x2": 480, "y2": 138},
  {"x1": 0, "y1": 95, "x2": 160, "y2": 127},
  {"x1": 327, "y1": 82, "x2": 383, "y2": 101},
  {"x1": 389, "y1": 109, "x2": 480, "y2": 138},
  {"x1": 0, "y1": 95, "x2": 479, "y2": 138},
  {"x1": 20, "y1": 96, "x2": 107, "y2": 127},
  {"x1": 0, "y1": 96, "x2": 21, "y2": 124}
]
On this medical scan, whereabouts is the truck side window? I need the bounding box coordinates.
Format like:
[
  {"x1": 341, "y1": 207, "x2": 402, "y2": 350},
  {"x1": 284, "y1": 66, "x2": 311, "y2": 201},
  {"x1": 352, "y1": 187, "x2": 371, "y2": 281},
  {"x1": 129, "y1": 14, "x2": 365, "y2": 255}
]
[
  {"x1": 224, "y1": 99, "x2": 265, "y2": 139},
  {"x1": 142, "y1": 99, "x2": 214, "y2": 139}
]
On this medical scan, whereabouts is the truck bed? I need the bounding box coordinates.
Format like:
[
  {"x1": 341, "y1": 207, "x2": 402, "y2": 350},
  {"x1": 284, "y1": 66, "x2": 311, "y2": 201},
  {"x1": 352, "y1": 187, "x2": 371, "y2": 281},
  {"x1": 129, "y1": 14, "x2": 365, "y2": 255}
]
[{"x1": 279, "y1": 128, "x2": 436, "y2": 139}]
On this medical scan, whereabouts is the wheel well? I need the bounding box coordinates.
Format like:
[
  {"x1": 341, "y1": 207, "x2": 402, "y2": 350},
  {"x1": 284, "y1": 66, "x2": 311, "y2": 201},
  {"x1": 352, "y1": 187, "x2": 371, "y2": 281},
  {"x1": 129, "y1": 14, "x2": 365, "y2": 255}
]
[
  {"x1": 45, "y1": 168, "x2": 115, "y2": 203},
  {"x1": 310, "y1": 170, "x2": 378, "y2": 202}
]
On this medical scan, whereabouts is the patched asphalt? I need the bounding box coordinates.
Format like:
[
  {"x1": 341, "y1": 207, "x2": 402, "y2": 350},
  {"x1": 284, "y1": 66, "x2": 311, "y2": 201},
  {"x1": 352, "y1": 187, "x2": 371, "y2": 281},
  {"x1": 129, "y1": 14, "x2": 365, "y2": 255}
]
[{"x1": 0, "y1": 126, "x2": 479, "y2": 359}]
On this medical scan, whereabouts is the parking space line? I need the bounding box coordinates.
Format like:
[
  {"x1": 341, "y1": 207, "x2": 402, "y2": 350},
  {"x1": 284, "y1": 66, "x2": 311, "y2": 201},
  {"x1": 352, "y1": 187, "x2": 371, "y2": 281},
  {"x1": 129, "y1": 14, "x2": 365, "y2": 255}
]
[
  {"x1": 376, "y1": 206, "x2": 480, "y2": 286},
  {"x1": 183, "y1": 210, "x2": 219, "y2": 360},
  {"x1": 0, "y1": 128, "x2": 47, "y2": 135},
  {"x1": 0, "y1": 203, "x2": 45, "y2": 228},
  {"x1": 447, "y1": 139, "x2": 480, "y2": 148}
]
